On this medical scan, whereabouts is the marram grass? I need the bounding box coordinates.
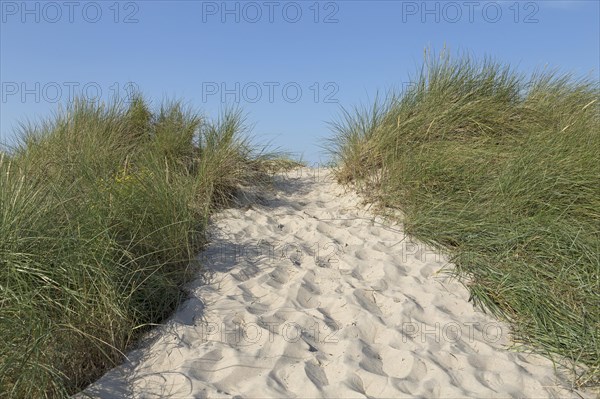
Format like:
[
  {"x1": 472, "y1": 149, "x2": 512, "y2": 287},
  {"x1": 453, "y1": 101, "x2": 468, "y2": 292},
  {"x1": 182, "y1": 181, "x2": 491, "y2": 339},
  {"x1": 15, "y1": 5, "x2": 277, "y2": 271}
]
[
  {"x1": 328, "y1": 51, "x2": 600, "y2": 387},
  {"x1": 0, "y1": 97, "x2": 275, "y2": 397}
]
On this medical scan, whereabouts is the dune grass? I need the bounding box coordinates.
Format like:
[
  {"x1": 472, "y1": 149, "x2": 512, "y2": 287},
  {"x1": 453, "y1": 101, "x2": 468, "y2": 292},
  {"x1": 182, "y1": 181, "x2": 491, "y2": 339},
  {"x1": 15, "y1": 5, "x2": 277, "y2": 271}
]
[
  {"x1": 328, "y1": 51, "x2": 600, "y2": 387},
  {"x1": 0, "y1": 96, "x2": 275, "y2": 397}
]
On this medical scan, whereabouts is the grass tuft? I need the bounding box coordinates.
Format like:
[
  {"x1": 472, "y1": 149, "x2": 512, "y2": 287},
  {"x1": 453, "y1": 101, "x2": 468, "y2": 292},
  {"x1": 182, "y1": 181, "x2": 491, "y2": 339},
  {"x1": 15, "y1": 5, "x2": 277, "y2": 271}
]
[
  {"x1": 0, "y1": 96, "x2": 274, "y2": 397},
  {"x1": 328, "y1": 50, "x2": 600, "y2": 387}
]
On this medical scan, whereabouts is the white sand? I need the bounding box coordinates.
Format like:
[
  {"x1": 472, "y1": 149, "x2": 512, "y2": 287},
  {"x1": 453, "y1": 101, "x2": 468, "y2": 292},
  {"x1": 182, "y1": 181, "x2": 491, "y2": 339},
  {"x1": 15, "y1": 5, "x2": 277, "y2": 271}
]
[{"x1": 80, "y1": 168, "x2": 590, "y2": 398}]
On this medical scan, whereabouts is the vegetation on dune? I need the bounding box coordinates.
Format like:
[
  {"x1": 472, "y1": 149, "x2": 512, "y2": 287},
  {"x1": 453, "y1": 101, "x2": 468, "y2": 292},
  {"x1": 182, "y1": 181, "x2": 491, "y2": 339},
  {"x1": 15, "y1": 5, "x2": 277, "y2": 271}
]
[
  {"x1": 0, "y1": 96, "x2": 276, "y2": 397},
  {"x1": 1, "y1": 50, "x2": 597, "y2": 397},
  {"x1": 328, "y1": 50, "x2": 600, "y2": 387}
]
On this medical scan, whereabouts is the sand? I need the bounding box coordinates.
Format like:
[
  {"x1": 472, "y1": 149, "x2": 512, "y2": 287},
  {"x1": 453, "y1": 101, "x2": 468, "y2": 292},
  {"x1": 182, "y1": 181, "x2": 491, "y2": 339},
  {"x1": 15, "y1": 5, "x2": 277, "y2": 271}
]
[{"x1": 79, "y1": 167, "x2": 590, "y2": 398}]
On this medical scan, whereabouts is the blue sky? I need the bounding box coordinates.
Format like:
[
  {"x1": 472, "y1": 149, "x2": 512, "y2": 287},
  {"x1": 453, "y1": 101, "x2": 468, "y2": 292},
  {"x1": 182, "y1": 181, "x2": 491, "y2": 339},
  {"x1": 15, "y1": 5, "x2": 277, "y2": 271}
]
[{"x1": 1, "y1": 0, "x2": 598, "y2": 163}]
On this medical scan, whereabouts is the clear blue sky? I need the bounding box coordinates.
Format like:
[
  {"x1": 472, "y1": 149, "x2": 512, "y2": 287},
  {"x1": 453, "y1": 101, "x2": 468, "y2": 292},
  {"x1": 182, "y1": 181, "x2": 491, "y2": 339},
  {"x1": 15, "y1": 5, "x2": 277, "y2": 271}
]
[{"x1": 1, "y1": 0, "x2": 598, "y2": 163}]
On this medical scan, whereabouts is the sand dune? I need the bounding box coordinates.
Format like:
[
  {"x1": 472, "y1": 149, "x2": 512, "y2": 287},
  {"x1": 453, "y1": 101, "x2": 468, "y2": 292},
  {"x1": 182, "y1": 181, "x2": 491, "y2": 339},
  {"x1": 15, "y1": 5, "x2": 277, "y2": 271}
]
[{"x1": 79, "y1": 168, "x2": 589, "y2": 398}]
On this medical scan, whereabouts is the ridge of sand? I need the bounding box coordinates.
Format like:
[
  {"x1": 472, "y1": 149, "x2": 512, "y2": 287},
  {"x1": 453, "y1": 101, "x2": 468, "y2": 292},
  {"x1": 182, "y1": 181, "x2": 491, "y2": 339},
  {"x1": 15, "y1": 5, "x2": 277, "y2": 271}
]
[{"x1": 80, "y1": 168, "x2": 590, "y2": 398}]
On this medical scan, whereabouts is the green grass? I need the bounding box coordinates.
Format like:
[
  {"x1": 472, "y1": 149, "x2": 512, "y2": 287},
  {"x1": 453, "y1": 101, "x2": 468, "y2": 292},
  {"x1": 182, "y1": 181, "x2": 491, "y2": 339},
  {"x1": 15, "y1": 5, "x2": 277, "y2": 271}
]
[
  {"x1": 0, "y1": 96, "x2": 275, "y2": 397},
  {"x1": 328, "y1": 50, "x2": 600, "y2": 387}
]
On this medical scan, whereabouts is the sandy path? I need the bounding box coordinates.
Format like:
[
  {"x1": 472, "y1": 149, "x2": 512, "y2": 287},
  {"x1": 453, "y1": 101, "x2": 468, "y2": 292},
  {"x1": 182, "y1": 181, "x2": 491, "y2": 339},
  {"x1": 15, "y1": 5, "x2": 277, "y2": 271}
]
[{"x1": 80, "y1": 168, "x2": 588, "y2": 398}]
